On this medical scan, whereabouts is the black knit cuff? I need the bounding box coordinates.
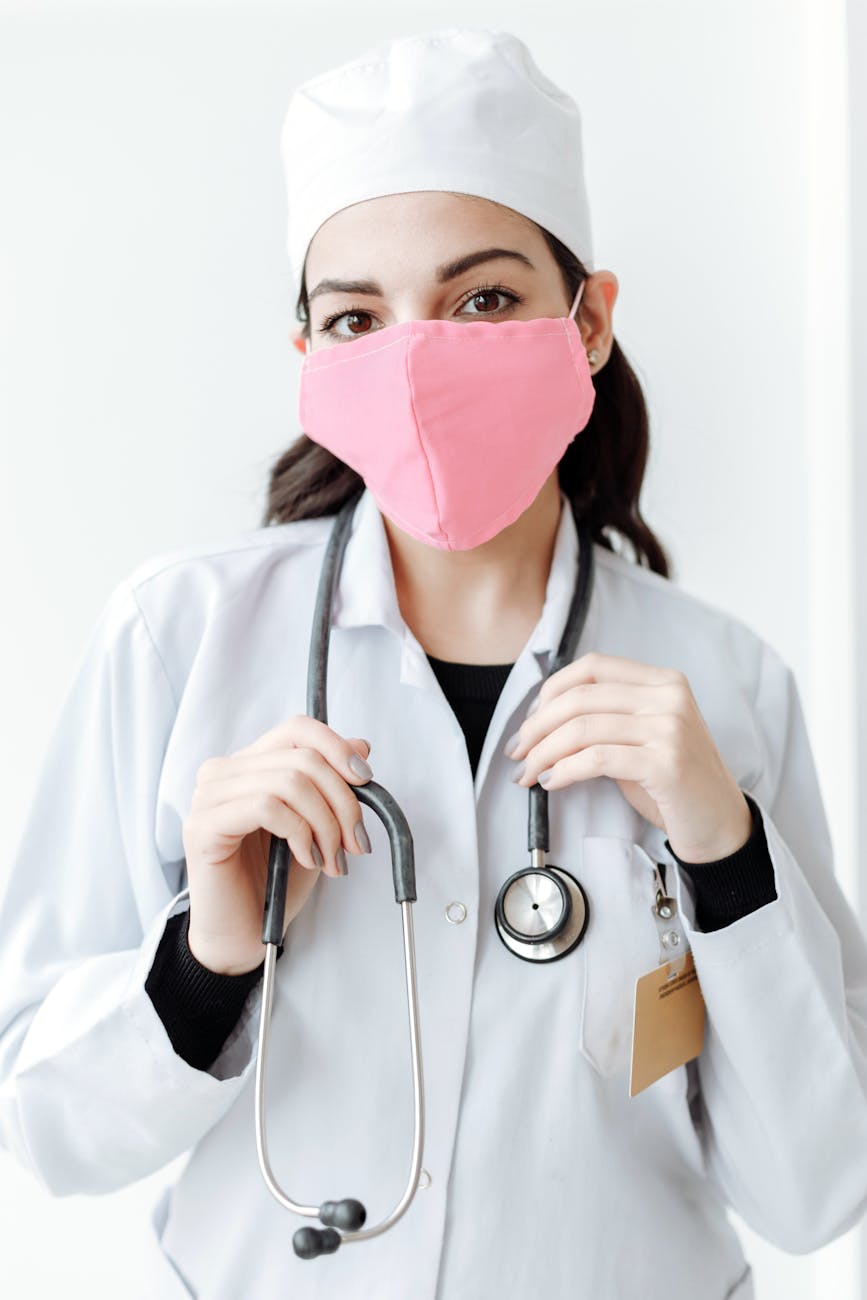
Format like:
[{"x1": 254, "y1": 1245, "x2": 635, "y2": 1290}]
[
  {"x1": 665, "y1": 792, "x2": 778, "y2": 933},
  {"x1": 145, "y1": 909, "x2": 285, "y2": 1072}
]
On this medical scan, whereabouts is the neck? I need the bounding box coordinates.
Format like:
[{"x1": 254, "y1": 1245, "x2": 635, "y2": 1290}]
[{"x1": 380, "y1": 473, "x2": 563, "y2": 664}]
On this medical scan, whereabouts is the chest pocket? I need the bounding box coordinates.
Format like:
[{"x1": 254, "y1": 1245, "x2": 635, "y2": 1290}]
[{"x1": 577, "y1": 836, "x2": 683, "y2": 1090}]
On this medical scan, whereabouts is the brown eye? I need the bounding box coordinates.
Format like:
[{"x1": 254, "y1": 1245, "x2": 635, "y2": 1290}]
[
  {"x1": 319, "y1": 308, "x2": 377, "y2": 340},
  {"x1": 344, "y1": 312, "x2": 372, "y2": 335},
  {"x1": 470, "y1": 292, "x2": 502, "y2": 314},
  {"x1": 457, "y1": 285, "x2": 520, "y2": 319}
]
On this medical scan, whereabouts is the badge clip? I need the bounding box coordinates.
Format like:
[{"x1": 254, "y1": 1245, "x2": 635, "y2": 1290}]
[
  {"x1": 649, "y1": 861, "x2": 687, "y2": 979},
  {"x1": 628, "y1": 860, "x2": 706, "y2": 1097}
]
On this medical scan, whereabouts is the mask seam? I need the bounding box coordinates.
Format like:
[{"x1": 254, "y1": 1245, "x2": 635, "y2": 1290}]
[
  {"x1": 562, "y1": 315, "x2": 581, "y2": 361},
  {"x1": 305, "y1": 332, "x2": 409, "y2": 371},
  {"x1": 397, "y1": 321, "x2": 580, "y2": 549},
  {"x1": 378, "y1": 431, "x2": 574, "y2": 550},
  {"x1": 388, "y1": 318, "x2": 590, "y2": 549},
  {"x1": 303, "y1": 327, "x2": 571, "y2": 371},
  {"x1": 303, "y1": 318, "x2": 591, "y2": 551},
  {"x1": 561, "y1": 316, "x2": 594, "y2": 408},
  {"x1": 403, "y1": 332, "x2": 448, "y2": 545},
  {"x1": 375, "y1": 482, "x2": 560, "y2": 551}
]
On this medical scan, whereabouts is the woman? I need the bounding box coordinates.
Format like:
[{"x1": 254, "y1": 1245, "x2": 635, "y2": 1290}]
[{"x1": 2, "y1": 26, "x2": 866, "y2": 1300}]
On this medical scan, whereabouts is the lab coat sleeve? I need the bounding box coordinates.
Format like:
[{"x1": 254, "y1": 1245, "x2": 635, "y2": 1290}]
[
  {"x1": 670, "y1": 639, "x2": 867, "y2": 1253},
  {"x1": 0, "y1": 580, "x2": 262, "y2": 1197}
]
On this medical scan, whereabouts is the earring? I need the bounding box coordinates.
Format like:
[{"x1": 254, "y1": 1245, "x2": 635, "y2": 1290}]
[{"x1": 587, "y1": 348, "x2": 600, "y2": 365}]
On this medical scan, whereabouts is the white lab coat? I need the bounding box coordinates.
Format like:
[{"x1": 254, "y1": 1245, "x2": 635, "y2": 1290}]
[{"x1": 2, "y1": 486, "x2": 867, "y2": 1300}]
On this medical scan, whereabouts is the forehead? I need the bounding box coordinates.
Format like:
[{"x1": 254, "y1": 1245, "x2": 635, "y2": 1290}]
[{"x1": 304, "y1": 190, "x2": 541, "y2": 283}]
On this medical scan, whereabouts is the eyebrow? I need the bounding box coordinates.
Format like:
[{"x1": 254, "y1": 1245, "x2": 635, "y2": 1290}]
[{"x1": 307, "y1": 247, "x2": 536, "y2": 303}]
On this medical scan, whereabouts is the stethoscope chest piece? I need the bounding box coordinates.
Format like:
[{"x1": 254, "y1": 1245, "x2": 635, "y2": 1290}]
[
  {"x1": 494, "y1": 863, "x2": 589, "y2": 963},
  {"x1": 491, "y1": 502, "x2": 595, "y2": 967}
]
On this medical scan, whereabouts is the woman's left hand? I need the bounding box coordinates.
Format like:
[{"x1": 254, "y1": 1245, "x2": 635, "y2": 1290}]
[{"x1": 504, "y1": 651, "x2": 753, "y2": 864}]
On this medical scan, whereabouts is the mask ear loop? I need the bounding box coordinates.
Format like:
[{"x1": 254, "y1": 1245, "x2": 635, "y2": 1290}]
[{"x1": 567, "y1": 279, "x2": 586, "y2": 320}]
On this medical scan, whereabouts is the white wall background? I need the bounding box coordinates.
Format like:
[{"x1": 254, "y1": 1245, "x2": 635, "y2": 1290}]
[
  {"x1": 849, "y1": 0, "x2": 867, "y2": 1290},
  {"x1": 0, "y1": 0, "x2": 863, "y2": 1296}
]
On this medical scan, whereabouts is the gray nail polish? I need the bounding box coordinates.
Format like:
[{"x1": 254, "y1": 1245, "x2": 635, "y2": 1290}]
[
  {"x1": 503, "y1": 730, "x2": 521, "y2": 758},
  {"x1": 311, "y1": 841, "x2": 324, "y2": 868},
  {"x1": 354, "y1": 818, "x2": 371, "y2": 854},
  {"x1": 511, "y1": 760, "x2": 526, "y2": 783},
  {"x1": 348, "y1": 753, "x2": 373, "y2": 780},
  {"x1": 336, "y1": 846, "x2": 348, "y2": 875}
]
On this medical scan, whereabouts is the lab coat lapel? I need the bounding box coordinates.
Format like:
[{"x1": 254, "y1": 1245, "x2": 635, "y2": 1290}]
[
  {"x1": 472, "y1": 492, "x2": 599, "y2": 798},
  {"x1": 330, "y1": 486, "x2": 407, "y2": 644},
  {"x1": 329, "y1": 486, "x2": 465, "y2": 691},
  {"x1": 329, "y1": 485, "x2": 599, "y2": 798}
]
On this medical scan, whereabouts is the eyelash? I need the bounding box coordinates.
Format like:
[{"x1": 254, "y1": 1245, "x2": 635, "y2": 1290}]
[{"x1": 315, "y1": 282, "x2": 524, "y2": 336}]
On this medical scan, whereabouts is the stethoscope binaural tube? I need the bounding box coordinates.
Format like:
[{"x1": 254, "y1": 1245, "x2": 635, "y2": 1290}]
[{"x1": 257, "y1": 489, "x2": 425, "y2": 1260}]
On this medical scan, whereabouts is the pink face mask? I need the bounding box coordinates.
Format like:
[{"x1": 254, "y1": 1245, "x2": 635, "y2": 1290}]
[{"x1": 298, "y1": 282, "x2": 595, "y2": 551}]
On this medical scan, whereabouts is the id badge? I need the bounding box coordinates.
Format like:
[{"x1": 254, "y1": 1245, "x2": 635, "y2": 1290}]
[{"x1": 629, "y1": 862, "x2": 706, "y2": 1097}]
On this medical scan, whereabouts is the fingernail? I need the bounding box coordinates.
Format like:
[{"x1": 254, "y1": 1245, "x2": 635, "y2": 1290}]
[
  {"x1": 348, "y1": 753, "x2": 373, "y2": 780},
  {"x1": 311, "y1": 841, "x2": 324, "y2": 869},
  {"x1": 511, "y1": 760, "x2": 526, "y2": 783},
  {"x1": 538, "y1": 768, "x2": 554, "y2": 787},
  {"x1": 503, "y1": 730, "x2": 521, "y2": 759},
  {"x1": 336, "y1": 847, "x2": 348, "y2": 876},
  {"x1": 527, "y1": 694, "x2": 541, "y2": 715},
  {"x1": 354, "y1": 818, "x2": 371, "y2": 854}
]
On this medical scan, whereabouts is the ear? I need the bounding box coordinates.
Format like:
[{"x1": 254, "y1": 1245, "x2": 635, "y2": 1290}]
[
  {"x1": 291, "y1": 332, "x2": 308, "y2": 355},
  {"x1": 576, "y1": 270, "x2": 618, "y2": 363}
]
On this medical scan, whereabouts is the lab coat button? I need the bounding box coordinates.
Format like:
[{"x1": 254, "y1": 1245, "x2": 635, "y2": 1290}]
[
  {"x1": 445, "y1": 901, "x2": 467, "y2": 924},
  {"x1": 418, "y1": 1169, "x2": 431, "y2": 1188}
]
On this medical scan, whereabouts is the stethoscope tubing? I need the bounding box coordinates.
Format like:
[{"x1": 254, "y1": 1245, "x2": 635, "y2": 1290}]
[
  {"x1": 256, "y1": 489, "x2": 425, "y2": 1246},
  {"x1": 255, "y1": 901, "x2": 425, "y2": 1240},
  {"x1": 254, "y1": 486, "x2": 595, "y2": 1250}
]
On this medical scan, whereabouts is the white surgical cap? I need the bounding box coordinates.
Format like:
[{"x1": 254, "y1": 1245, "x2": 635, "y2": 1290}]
[{"x1": 280, "y1": 26, "x2": 595, "y2": 304}]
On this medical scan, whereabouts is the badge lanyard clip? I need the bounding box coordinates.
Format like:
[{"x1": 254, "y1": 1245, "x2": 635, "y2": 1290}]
[
  {"x1": 650, "y1": 862, "x2": 688, "y2": 980},
  {"x1": 630, "y1": 861, "x2": 706, "y2": 1097}
]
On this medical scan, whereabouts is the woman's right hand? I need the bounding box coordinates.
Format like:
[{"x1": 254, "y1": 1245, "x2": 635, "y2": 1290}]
[{"x1": 181, "y1": 716, "x2": 374, "y2": 975}]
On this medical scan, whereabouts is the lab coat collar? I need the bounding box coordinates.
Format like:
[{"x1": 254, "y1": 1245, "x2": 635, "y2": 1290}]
[
  {"x1": 331, "y1": 485, "x2": 406, "y2": 640},
  {"x1": 331, "y1": 484, "x2": 598, "y2": 688}
]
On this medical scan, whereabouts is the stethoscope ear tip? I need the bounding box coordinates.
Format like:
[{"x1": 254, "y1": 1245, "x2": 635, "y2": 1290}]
[
  {"x1": 320, "y1": 1197, "x2": 367, "y2": 1230},
  {"x1": 292, "y1": 1197, "x2": 368, "y2": 1257},
  {"x1": 293, "y1": 1225, "x2": 342, "y2": 1258}
]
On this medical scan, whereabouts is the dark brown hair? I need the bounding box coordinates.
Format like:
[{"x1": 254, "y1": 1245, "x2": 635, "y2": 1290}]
[{"x1": 261, "y1": 223, "x2": 671, "y2": 579}]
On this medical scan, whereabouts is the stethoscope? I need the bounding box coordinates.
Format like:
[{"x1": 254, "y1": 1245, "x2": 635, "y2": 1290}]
[{"x1": 255, "y1": 486, "x2": 595, "y2": 1260}]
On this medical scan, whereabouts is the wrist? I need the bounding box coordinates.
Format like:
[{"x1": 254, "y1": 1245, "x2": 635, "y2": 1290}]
[
  {"x1": 186, "y1": 925, "x2": 265, "y2": 977},
  {"x1": 669, "y1": 791, "x2": 755, "y2": 866}
]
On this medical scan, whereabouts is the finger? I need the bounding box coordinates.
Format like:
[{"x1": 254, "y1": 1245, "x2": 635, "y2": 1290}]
[
  {"x1": 524, "y1": 741, "x2": 656, "y2": 791},
  {"x1": 228, "y1": 716, "x2": 373, "y2": 779},
  {"x1": 198, "y1": 767, "x2": 348, "y2": 875},
  {"x1": 194, "y1": 752, "x2": 369, "y2": 861},
  {"x1": 514, "y1": 713, "x2": 652, "y2": 787},
  {"x1": 205, "y1": 725, "x2": 374, "y2": 789},
  {"x1": 185, "y1": 789, "x2": 325, "y2": 873},
  {"x1": 531, "y1": 653, "x2": 686, "y2": 715},
  {"x1": 277, "y1": 747, "x2": 372, "y2": 857},
  {"x1": 506, "y1": 681, "x2": 679, "y2": 761}
]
